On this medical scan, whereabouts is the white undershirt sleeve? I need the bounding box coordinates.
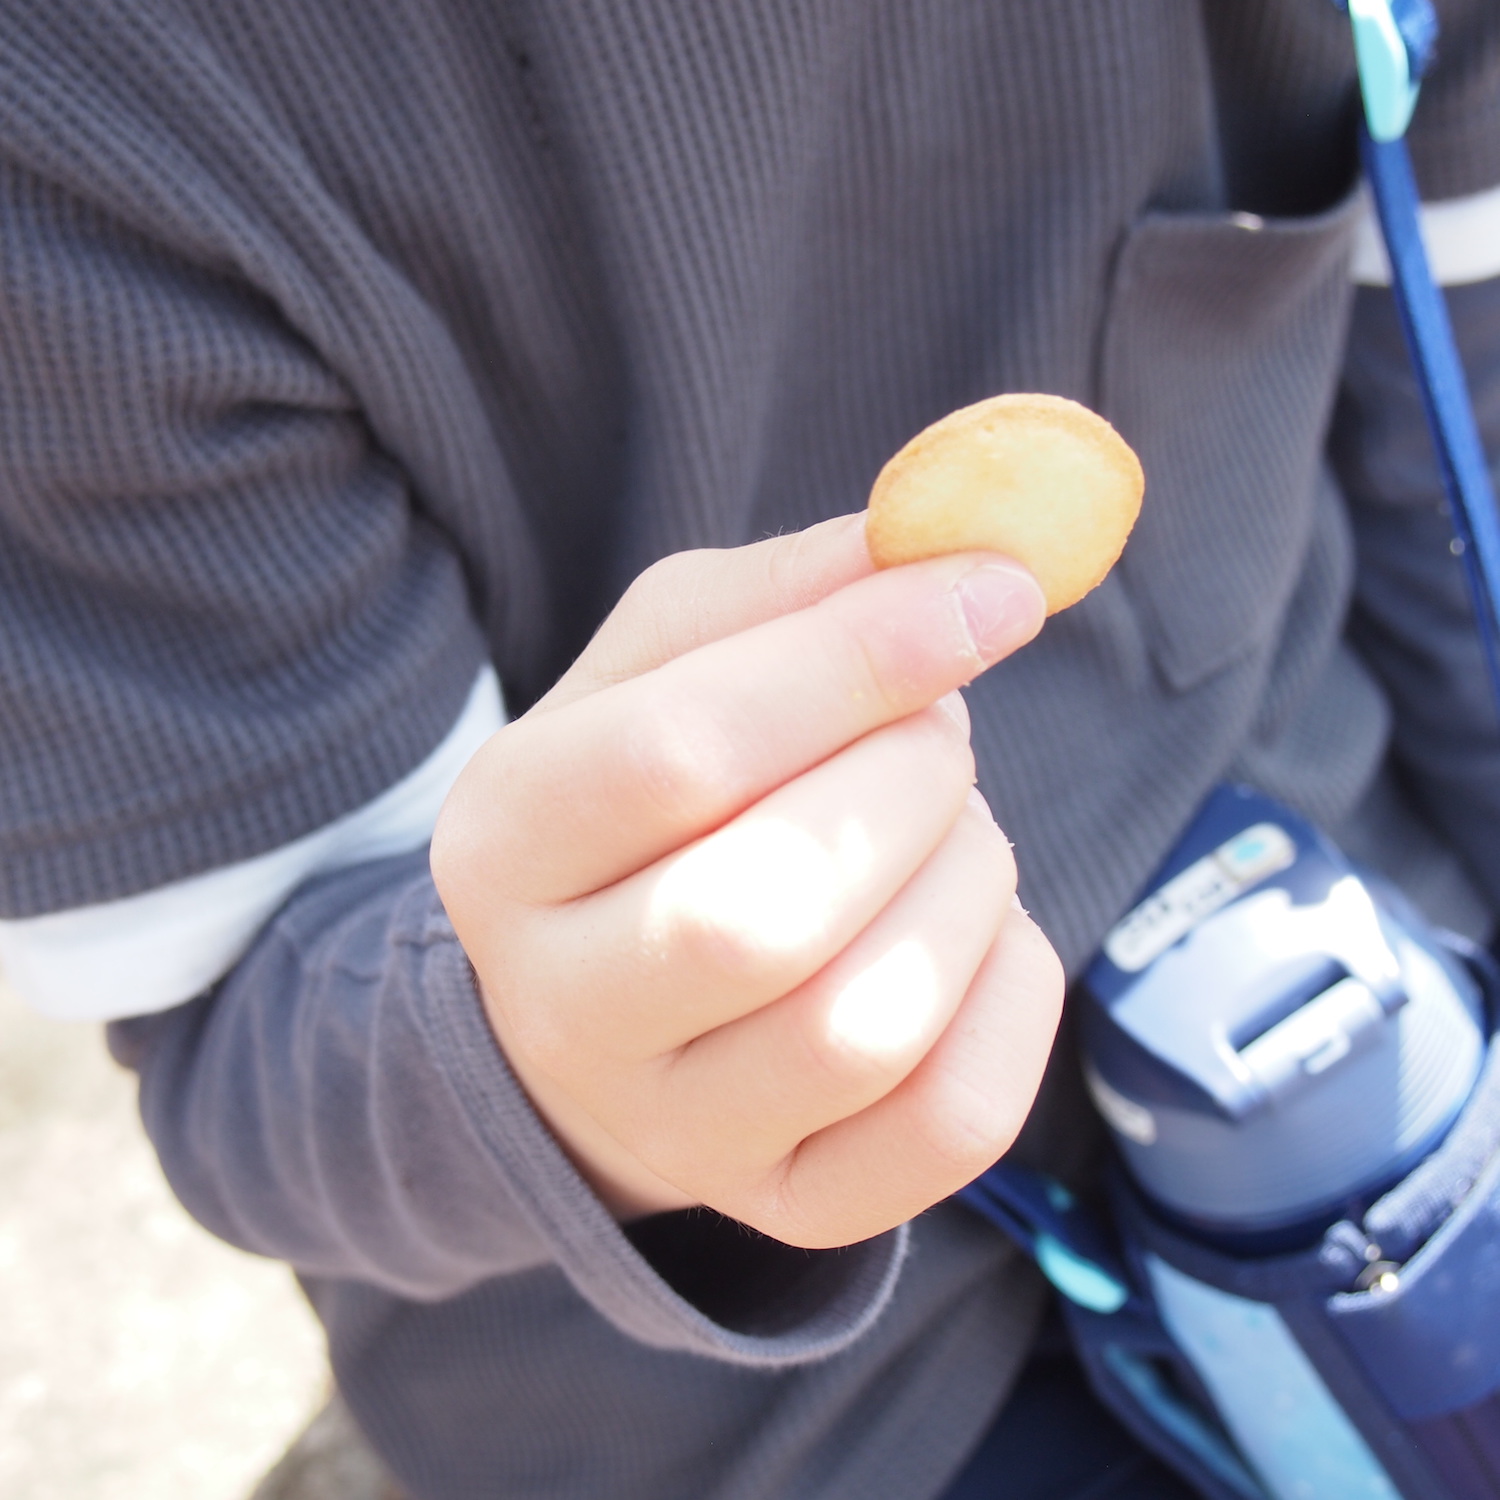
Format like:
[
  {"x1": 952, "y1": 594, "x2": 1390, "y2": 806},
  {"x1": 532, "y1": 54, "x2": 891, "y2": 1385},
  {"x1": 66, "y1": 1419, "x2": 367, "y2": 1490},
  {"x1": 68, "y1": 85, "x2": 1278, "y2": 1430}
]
[
  {"x1": 1, "y1": 665, "x2": 506, "y2": 1023},
  {"x1": 1352, "y1": 180, "x2": 1500, "y2": 288}
]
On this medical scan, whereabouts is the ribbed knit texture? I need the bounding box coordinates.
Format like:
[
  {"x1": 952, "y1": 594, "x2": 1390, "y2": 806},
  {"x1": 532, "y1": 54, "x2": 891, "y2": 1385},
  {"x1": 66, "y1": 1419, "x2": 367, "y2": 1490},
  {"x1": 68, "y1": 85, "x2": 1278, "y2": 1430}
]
[
  {"x1": 4, "y1": 0, "x2": 1500, "y2": 938},
  {"x1": 7, "y1": 3, "x2": 1500, "y2": 1497}
]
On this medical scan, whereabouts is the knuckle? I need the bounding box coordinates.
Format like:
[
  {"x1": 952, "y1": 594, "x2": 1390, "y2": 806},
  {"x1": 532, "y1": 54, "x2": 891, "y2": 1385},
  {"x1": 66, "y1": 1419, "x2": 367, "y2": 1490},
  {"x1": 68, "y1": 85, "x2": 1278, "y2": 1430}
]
[
  {"x1": 859, "y1": 712, "x2": 974, "y2": 819},
  {"x1": 621, "y1": 692, "x2": 734, "y2": 827},
  {"x1": 795, "y1": 1010, "x2": 896, "y2": 1098},
  {"x1": 627, "y1": 549, "x2": 699, "y2": 608},
  {"x1": 906, "y1": 703, "x2": 978, "y2": 775},
  {"x1": 1008, "y1": 909, "x2": 1067, "y2": 1006},
  {"x1": 664, "y1": 900, "x2": 781, "y2": 987},
  {"x1": 430, "y1": 805, "x2": 493, "y2": 933},
  {"x1": 427, "y1": 807, "x2": 466, "y2": 907},
  {"x1": 760, "y1": 525, "x2": 832, "y2": 614},
  {"x1": 610, "y1": 553, "x2": 707, "y2": 666},
  {"x1": 429, "y1": 735, "x2": 531, "y2": 906},
  {"x1": 916, "y1": 1078, "x2": 1028, "y2": 1178},
  {"x1": 975, "y1": 814, "x2": 1019, "y2": 893},
  {"x1": 830, "y1": 610, "x2": 914, "y2": 722},
  {"x1": 490, "y1": 964, "x2": 591, "y2": 1083},
  {"x1": 1038, "y1": 929, "x2": 1066, "y2": 999},
  {"x1": 617, "y1": 1118, "x2": 693, "y2": 1186},
  {"x1": 498, "y1": 998, "x2": 575, "y2": 1077},
  {"x1": 822, "y1": 584, "x2": 973, "y2": 724},
  {"x1": 761, "y1": 529, "x2": 803, "y2": 599},
  {"x1": 741, "y1": 1164, "x2": 830, "y2": 1250}
]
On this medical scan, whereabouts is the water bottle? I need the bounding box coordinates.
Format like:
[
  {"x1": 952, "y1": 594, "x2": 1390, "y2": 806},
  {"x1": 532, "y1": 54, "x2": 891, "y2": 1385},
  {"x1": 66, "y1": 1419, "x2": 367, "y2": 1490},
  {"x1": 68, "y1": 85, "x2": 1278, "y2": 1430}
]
[{"x1": 1080, "y1": 785, "x2": 1488, "y2": 1498}]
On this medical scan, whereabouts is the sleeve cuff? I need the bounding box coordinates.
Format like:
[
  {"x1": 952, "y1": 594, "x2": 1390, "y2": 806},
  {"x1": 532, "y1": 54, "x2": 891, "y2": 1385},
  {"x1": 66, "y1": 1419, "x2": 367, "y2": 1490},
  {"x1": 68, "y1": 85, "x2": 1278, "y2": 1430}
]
[
  {"x1": 1350, "y1": 182, "x2": 1500, "y2": 287},
  {"x1": 407, "y1": 885, "x2": 910, "y2": 1367},
  {"x1": 1, "y1": 666, "x2": 505, "y2": 1022}
]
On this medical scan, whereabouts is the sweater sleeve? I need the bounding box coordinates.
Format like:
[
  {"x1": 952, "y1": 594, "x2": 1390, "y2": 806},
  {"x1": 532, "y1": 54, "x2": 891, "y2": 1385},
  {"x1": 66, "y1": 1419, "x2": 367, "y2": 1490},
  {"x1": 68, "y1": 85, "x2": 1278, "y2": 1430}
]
[
  {"x1": 0, "y1": 1, "x2": 556, "y2": 918},
  {"x1": 107, "y1": 849, "x2": 907, "y2": 1364},
  {"x1": 2, "y1": 17, "x2": 905, "y2": 1367},
  {"x1": 1333, "y1": 270, "x2": 1500, "y2": 909},
  {"x1": 0, "y1": 149, "x2": 487, "y2": 918}
]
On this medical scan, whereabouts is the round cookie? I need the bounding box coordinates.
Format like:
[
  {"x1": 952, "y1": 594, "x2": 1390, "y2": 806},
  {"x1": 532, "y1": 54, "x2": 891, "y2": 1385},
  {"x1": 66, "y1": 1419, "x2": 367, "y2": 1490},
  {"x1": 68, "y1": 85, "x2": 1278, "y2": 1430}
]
[{"x1": 865, "y1": 393, "x2": 1144, "y2": 614}]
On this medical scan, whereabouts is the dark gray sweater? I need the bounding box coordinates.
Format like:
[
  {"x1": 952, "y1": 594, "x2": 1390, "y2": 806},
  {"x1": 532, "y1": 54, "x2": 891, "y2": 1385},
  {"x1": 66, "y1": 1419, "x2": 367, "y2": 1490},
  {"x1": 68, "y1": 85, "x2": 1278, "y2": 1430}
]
[{"x1": 4, "y1": 2, "x2": 1500, "y2": 1496}]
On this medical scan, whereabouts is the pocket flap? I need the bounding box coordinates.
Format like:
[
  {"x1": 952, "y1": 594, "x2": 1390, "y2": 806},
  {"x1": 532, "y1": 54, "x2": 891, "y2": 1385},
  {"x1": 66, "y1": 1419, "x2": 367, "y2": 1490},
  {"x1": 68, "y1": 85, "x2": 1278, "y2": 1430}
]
[{"x1": 1102, "y1": 192, "x2": 1363, "y2": 691}]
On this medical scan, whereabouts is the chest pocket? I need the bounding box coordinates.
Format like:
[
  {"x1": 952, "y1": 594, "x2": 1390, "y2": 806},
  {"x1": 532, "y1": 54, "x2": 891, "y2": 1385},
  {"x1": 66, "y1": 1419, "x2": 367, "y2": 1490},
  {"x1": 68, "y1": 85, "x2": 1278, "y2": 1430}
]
[{"x1": 1100, "y1": 187, "x2": 1364, "y2": 692}]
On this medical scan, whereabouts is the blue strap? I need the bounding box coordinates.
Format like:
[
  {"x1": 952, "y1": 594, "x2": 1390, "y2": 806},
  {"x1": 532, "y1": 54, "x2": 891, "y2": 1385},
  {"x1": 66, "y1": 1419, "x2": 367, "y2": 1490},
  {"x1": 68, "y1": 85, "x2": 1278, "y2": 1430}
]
[
  {"x1": 1359, "y1": 130, "x2": 1500, "y2": 711},
  {"x1": 955, "y1": 1166, "x2": 1133, "y2": 1313},
  {"x1": 1346, "y1": 0, "x2": 1500, "y2": 716}
]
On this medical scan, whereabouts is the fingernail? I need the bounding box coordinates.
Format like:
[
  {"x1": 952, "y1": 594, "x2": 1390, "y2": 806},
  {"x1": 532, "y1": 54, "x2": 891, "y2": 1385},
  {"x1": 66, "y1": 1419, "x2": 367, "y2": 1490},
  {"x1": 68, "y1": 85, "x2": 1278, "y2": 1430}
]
[
  {"x1": 935, "y1": 690, "x2": 971, "y2": 733},
  {"x1": 954, "y1": 563, "x2": 1045, "y2": 664}
]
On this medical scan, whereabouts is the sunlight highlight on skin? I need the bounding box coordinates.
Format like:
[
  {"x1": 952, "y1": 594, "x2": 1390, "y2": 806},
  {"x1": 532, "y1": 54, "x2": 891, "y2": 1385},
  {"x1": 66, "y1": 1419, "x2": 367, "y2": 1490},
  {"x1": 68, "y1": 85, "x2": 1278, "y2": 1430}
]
[
  {"x1": 647, "y1": 815, "x2": 876, "y2": 957},
  {"x1": 824, "y1": 937, "x2": 944, "y2": 1060}
]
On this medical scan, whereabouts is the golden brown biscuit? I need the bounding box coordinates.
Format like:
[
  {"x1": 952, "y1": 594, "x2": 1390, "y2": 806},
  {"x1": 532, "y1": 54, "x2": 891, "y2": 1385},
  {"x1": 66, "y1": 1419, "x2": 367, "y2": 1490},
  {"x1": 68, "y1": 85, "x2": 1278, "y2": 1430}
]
[{"x1": 865, "y1": 393, "x2": 1144, "y2": 614}]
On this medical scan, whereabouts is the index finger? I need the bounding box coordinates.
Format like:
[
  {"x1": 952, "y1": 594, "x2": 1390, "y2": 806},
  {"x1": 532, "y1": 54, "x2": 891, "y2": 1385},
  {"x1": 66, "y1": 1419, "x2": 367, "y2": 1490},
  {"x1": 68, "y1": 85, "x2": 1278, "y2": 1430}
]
[
  {"x1": 533, "y1": 513, "x2": 875, "y2": 714},
  {"x1": 444, "y1": 553, "x2": 1043, "y2": 903}
]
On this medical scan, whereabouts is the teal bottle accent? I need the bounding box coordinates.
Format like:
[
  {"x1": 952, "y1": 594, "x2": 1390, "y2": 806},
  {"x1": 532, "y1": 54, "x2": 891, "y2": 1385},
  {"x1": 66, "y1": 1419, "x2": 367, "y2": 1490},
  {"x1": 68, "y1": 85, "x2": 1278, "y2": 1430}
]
[
  {"x1": 1044, "y1": 1179, "x2": 1076, "y2": 1213},
  {"x1": 1035, "y1": 1233, "x2": 1130, "y2": 1314},
  {"x1": 1348, "y1": 0, "x2": 1420, "y2": 142}
]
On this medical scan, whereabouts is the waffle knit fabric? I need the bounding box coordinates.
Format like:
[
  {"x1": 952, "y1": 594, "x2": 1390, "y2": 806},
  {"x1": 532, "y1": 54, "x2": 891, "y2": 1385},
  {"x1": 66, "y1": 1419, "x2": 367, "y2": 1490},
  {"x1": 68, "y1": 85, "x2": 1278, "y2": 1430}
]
[{"x1": 5, "y1": 2, "x2": 1500, "y2": 1496}]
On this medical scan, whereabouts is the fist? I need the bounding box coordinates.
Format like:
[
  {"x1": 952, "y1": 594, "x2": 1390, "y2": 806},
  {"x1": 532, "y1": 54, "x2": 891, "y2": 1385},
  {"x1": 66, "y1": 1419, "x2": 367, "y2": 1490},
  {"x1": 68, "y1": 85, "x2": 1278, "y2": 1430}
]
[{"x1": 432, "y1": 515, "x2": 1064, "y2": 1248}]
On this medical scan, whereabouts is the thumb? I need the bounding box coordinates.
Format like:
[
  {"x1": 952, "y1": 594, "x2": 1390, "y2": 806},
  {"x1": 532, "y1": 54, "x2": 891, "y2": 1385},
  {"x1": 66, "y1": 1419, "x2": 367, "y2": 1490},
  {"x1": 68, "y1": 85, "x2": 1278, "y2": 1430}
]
[{"x1": 533, "y1": 512, "x2": 874, "y2": 713}]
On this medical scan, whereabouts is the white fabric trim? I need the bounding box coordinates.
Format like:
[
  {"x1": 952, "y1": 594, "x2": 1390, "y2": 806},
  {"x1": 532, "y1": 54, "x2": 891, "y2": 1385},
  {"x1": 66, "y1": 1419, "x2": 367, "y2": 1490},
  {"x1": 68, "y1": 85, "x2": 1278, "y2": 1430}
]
[
  {"x1": 1352, "y1": 181, "x2": 1500, "y2": 287},
  {"x1": 1, "y1": 666, "x2": 506, "y2": 1023}
]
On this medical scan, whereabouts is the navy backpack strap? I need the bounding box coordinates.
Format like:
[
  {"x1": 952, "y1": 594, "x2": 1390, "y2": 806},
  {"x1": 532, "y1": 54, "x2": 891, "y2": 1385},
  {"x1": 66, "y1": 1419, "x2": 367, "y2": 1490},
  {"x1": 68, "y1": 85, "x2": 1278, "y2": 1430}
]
[{"x1": 955, "y1": 1164, "x2": 1132, "y2": 1313}]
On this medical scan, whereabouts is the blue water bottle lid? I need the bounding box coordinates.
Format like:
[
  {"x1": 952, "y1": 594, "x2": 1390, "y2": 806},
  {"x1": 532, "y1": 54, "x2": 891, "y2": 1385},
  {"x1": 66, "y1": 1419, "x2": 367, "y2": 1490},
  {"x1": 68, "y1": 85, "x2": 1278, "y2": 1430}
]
[{"x1": 1083, "y1": 787, "x2": 1484, "y2": 1241}]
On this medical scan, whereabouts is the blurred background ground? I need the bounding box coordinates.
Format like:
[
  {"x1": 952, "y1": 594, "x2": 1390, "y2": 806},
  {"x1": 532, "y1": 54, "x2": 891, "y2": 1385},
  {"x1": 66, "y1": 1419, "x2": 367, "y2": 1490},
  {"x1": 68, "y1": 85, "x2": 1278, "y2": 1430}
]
[{"x1": 0, "y1": 974, "x2": 333, "y2": 1499}]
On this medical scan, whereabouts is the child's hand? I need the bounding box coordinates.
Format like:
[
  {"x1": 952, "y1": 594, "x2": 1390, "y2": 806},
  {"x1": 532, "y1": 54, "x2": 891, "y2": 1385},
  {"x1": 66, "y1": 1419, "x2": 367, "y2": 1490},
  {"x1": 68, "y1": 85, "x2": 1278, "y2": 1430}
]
[{"x1": 431, "y1": 514, "x2": 1063, "y2": 1249}]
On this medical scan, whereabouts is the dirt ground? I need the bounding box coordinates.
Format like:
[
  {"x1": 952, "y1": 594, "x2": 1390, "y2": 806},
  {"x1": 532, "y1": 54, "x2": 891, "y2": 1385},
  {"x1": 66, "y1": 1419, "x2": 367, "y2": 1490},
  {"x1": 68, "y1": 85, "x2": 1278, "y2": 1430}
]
[{"x1": 0, "y1": 976, "x2": 330, "y2": 1499}]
